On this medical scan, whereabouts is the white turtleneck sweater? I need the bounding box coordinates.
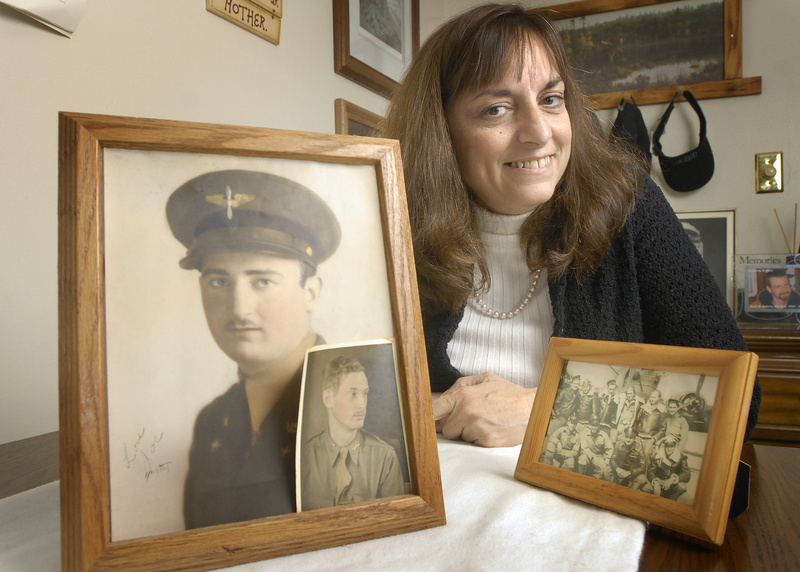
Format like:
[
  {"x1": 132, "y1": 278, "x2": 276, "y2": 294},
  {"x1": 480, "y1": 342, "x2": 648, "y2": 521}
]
[{"x1": 446, "y1": 207, "x2": 555, "y2": 388}]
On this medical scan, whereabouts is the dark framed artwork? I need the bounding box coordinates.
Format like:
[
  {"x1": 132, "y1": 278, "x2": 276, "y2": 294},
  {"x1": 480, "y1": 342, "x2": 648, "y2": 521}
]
[
  {"x1": 58, "y1": 112, "x2": 444, "y2": 571},
  {"x1": 676, "y1": 209, "x2": 735, "y2": 309},
  {"x1": 333, "y1": 0, "x2": 420, "y2": 97},
  {"x1": 540, "y1": 0, "x2": 761, "y2": 109},
  {"x1": 334, "y1": 98, "x2": 384, "y2": 137},
  {"x1": 516, "y1": 337, "x2": 758, "y2": 545}
]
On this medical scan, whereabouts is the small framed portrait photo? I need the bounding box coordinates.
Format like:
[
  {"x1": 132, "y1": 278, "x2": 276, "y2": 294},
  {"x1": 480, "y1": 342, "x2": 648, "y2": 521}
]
[{"x1": 744, "y1": 264, "x2": 800, "y2": 313}]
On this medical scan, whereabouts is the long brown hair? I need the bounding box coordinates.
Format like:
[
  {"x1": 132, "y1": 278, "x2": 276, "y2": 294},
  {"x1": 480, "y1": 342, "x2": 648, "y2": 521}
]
[{"x1": 383, "y1": 4, "x2": 643, "y2": 314}]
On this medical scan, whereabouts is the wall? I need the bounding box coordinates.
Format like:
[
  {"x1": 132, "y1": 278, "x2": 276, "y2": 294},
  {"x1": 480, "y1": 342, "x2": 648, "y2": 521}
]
[
  {"x1": 0, "y1": 0, "x2": 389, "y2": 444},
  {"x1": 1, "y1": 0, "x2": 798, "y2": 445}
]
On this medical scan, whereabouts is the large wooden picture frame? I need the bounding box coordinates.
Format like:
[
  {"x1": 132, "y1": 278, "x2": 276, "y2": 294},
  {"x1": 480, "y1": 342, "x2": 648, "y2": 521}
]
[
  {"x1": 540, "y1": 0, "x2": 761, "y2": 109},
  {"x1": 515, "y1": 337, "x2": 757, "y2": 545},
  {"x1": 333, "y1": 0, "x2": 420, "y2": 97},
  {"x1": 58, "y1": 112, "x2": 444, "y2": 571}
]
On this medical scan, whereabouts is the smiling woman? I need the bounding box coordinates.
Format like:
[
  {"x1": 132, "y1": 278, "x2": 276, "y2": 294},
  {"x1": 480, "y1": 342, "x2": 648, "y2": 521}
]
[
  {"x1": 382, "y1": 3, "x2": 760, "y2": 449},
  {"x1": 446, "y1": 39, "x2": 572, "y2": 216}
]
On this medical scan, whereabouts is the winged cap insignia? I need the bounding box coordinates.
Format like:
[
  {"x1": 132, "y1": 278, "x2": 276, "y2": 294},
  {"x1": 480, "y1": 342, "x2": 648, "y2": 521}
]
[{"x1": 205, "y1": 185, "x2": 256, "y2": 219}]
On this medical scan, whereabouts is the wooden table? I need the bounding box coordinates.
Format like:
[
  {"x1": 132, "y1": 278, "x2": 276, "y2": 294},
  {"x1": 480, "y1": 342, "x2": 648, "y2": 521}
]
[
  {"x1": 639, "y1": 443, "x2": 799, "y2": 571},
  {"x1": 2, "y1": 435, "x2": 797, "y2": 571}
]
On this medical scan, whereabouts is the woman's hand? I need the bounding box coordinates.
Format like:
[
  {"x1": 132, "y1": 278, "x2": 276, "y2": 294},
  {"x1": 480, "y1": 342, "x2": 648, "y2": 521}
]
[{"x1": 432, "y1": 373, "x2": 537, "y2": 447}]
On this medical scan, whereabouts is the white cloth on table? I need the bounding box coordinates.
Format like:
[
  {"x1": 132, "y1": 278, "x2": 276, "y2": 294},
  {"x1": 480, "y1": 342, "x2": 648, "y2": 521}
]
[
  {"x1": 0, "y1": 437, "x2": 645, "y2": 572},
  {"x1": 0, "y1": 481, "x2": 61, "y2": 572}
]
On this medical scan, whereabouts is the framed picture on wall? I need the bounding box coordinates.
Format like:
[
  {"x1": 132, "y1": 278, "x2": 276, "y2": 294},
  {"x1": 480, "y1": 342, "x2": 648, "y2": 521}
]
[
  {"x1": 334, "y1": 98, "x2": 384, "y2": 137},
  {"x1": 540, "y1": 0, "x2": 761, "y2": 109},
  {"x1": 676, "y1": 209, "x2": 735, "y2": 309},
  {"x1": 333, "y1": 0, "x2": 420, "y2": 97},
  {"x1": 58, "y1": 112, "x2": 444, "y2": 571}
]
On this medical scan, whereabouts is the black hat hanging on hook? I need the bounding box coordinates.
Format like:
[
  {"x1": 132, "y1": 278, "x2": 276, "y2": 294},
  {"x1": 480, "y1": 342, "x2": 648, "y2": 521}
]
[
  {"x1": 610, "y1": 95, "x2": 651, "y2": 171},
  {"x1": 652, "y1": 89, "x2": 715, "y2": 192}
]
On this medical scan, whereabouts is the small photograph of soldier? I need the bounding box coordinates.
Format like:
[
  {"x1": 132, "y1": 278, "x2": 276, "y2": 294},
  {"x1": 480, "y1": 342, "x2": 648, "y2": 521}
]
[{"x1": 298, "y1": 341, "x2": 410, "y2": 511}]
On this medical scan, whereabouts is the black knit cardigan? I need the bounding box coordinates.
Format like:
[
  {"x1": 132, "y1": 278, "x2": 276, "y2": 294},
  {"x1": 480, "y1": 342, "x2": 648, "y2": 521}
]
[{"x1": 421, "y1": 178, "x2": 761, "y2": 440}]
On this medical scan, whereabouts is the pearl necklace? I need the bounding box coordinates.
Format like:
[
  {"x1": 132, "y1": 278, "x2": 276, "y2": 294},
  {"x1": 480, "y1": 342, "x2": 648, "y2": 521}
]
[{"x1": 472, "y1": 269, "x2": 542, "y2": 320}]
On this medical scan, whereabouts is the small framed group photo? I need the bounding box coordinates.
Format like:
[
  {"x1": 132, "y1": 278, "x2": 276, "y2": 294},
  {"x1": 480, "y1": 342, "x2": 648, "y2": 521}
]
[
  {"x1": 515, "y1": 337, "x2": 758, "y2": 545},
  {"x1": 58, "y1": 112, "x2": 444, "y2": 571},
  {"x1": 676, "y1": 209, "x2": 735, "y2": 309}
]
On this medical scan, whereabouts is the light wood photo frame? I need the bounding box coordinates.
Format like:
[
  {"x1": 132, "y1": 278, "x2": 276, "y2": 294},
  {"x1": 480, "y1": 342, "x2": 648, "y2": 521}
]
[
  {"x1": 515, "y1": 337, "x2": 757, "y2": 545},
  {"x1": 58, "y1": 112, "x2": 445, "y2": 571}
]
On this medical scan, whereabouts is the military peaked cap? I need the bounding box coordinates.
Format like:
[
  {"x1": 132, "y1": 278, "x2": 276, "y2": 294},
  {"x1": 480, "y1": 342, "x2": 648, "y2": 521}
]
[{"x1": 166, "y1": 170, "x2": 341, "y2": 270}]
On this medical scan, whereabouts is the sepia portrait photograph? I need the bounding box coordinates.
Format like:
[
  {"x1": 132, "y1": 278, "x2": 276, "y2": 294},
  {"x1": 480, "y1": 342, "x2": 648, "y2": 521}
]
[
  {"x1": 296, "y1": 340, "x2": 410, "y2": 512},
  {"x1": 102, "y1": 149, "x2": 396, "y2": 541},
  {"x1": 539, "y1": 359, "x2": 718, "y2": 506},
  {"x1": 58, "y1": 113, "x2": 444, "y2": 570}
]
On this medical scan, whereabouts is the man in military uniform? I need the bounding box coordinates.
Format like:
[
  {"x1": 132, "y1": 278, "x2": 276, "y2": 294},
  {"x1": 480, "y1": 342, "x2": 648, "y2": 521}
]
[
  {"x1": 300, "y1": 356, "x2": 404, "y2": 510},
  {"x1": 541, "y1": 415, "x2": 580, "y2": 470},
  {"x1": 609, "y1": 428, "x2": 647, "y2": 487},
  {"x1": 661, "y1": 398, "x2": 690, "y2": 452},
  {"x1": 615, "y1": 386, "x2": 644, "y2": 441},
  {"x1": 575, "y1": 378, "x2": 600, "y2": 423},
  {"x1": 548, "y1": 375, "x2": 582, "y2": 433},
  {"x1": 167, "y1": 169, "x2": 341, "y2": 529},
  {"x1": 576, "y1": 416, "x2": 615, "y2": 480},
  {"x1": 634, "y1": 436, "x2": 692, "y2": 501},
  {"x1": 598, "y1": 378, "x2": 620, "y2": 429},
  {"x1": 633, "y1": 388, "x2": 666, "y2": 463}
]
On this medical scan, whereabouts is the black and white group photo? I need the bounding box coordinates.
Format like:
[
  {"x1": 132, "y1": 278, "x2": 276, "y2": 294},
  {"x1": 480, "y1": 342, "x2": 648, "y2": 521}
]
[{"x1": 540, "y1": 360, "x2": 718, "y2": 505}]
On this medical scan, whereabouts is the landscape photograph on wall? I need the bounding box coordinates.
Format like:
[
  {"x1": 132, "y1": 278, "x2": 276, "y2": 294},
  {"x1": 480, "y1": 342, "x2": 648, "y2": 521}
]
[{"x1": 552, "y1": 0, "x2": 724, "y2": 94}]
